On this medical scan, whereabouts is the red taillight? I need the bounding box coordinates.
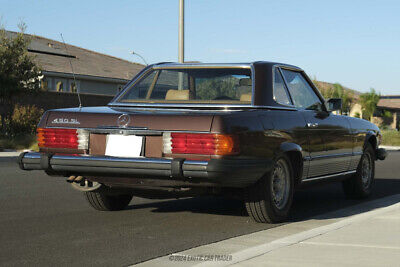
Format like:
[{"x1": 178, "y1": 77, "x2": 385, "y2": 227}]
[
  {"x1": 37, "y1": 128, "x2": 89, "y2": 149},
  {"x1": 163, "y1": 132, "x2": 239, "y2": 156}
]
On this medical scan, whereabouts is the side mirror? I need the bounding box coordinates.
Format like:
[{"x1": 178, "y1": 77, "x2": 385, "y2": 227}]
[{"x1": 327, "y1": 98, "x2": 342, "y2": 112}]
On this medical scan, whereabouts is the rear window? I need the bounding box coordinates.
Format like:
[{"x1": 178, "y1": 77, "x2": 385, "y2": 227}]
[{"x1": 117, "y1": 68, "x2": 252, "y2": 104}]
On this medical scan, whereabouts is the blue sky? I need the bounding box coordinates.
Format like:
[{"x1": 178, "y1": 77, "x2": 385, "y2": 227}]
[{"x1": 1, "y1": 0, "x2": 399, "y2": 94}]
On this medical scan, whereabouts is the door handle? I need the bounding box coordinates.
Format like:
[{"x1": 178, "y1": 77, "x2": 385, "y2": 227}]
[{"x1": 307, "y1": 122, "x2": 319, "y2": 128}]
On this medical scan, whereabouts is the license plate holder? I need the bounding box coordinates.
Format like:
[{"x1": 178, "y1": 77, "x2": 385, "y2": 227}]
[{"x1": 105, "y1": 134, "x2": 144, "y2": 158}]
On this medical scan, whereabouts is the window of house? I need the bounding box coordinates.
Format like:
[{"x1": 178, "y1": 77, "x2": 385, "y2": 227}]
[
  {"x1": 281, "y1": 69, "x2": 322, "y2": 110},
  {"x1": 41, "y1": 80, "x2": 48, "y2": 91},
  {"x1": 70, "y1": 82, "x2": 77, "y2": 93},
  {"x1": 273, "y1": 69, "x2": 291, "y2": 106},
  {"x1": 56, "y1": 81, "x2": 64, "y2": 92}
]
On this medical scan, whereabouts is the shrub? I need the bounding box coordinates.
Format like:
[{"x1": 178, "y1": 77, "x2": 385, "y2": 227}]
[
  {"x1": 8, "y1": 104, "x2": 44, "y2": 137},
  {"x1": 383, "y1": 110, "x2": 393, "y2": 119},
  {"x1": 381, "y1": 130, "x2": 400, "y2": 146},
  {"x1": 0, "y1": 134, "x2": 37, "y2": 151}
]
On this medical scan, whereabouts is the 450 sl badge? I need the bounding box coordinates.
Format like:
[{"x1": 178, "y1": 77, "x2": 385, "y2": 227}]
[{"x1": 51, "y1": 118, "x2": 81, "y2": 125}]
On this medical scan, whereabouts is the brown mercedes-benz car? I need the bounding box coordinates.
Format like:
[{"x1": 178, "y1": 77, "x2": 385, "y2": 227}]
[{"x1": 18, "y1": 62, "x2": 387, "y2": 223}]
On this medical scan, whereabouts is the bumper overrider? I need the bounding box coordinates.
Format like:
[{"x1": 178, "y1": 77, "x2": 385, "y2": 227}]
[
  {"x1": 18, "y1": 152, "x2": 271, "y2": 188},
  {"x1": 376, "y1": 148, "x2": 387, "y2": 161}
]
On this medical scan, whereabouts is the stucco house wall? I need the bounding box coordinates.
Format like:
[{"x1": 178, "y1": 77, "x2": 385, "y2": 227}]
[{"x1": 349, "y1": 103, "x2": 363, "y2": 118}]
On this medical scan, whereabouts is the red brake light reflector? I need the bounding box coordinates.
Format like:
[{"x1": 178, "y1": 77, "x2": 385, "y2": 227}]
[
  {"x1": 37, "y1": 128, "x2": 88, "y2": 149},
  {"x1": 163, "y1": 132, "x2": 239, "y2": 155}
]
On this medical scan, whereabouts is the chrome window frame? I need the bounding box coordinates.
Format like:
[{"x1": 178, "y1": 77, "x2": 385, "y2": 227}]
[
  {"x1": 271, "y1": 65, "x2": 295, "y2": 108},
  {"x1": 108, "y1": 63, "x2": 255, "y2": 108},
  {"x1": 279, "y1": 66, "x2": 327, "y2": 111}
]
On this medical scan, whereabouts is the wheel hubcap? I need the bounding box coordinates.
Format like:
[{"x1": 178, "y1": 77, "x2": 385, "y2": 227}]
[
  {"x1": 361, "y1": 153, "x2": 372, "y2": 189},
  {"x1": 271, "y1": 159, "x2": 290, "y2": 210}
]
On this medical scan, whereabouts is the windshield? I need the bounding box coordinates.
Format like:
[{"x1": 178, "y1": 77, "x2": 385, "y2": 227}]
[{"x1": 116, "y1": 68, "x2": 252, "y2": 104}]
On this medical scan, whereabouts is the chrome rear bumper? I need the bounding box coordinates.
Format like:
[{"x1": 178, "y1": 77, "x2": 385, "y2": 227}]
[{"x1": 18, "y1": 152, "x2": 270, "y2": 188}]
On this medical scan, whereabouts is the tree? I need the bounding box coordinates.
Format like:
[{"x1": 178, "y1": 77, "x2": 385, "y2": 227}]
[
  {"x1": 0, "y1": 23, "x2": 41, "y2": 135},
  {"x1": 331, "y1": 83, "x2": 353, "y2": 114},
  {"x1": 317, "y1": 82, "x2": 353, "y2": 114},
  {"x1": 359, "y1": 88, "x2": 380, "y2": 121}
]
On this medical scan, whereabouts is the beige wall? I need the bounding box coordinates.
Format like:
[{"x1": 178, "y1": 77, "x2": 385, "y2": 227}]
[
  {"x1": 392, "y1": 112, "x2": 399, "y2": 130},
  {"x1": 349, "y1": 103, "x2": 363, "y2": 118},
  {"x1": 371, "y1": 111, "x2": 399, "y2": 130}
]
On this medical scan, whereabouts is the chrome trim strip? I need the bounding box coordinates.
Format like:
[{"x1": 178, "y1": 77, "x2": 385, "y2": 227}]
[
  {"x1": 43, "y1": 126, "x2": 210, "y2": 135},
  {"x1": 108, "y1": 103, "x2": 253, "y2": 108},
  {"x1": 274, "y1": 66, "x2": 295, "y2": 107},
  {"x1": 97, "y1": 126, "x2": 148, "y2": 130},
  {"x1": 24, "y1": 152, "x2": 41, "y2": 159},
  {"x1": 111, "y1": 66, "x2": 154, "y2": 103},
  {"x1": 107, "y1": 103, "x2": 297, "y2": 111},
  {"x1": 250, "y1": 63, "x2": 255, "y2": 106},
  {"x1": 184, "y1": 160, "x2": 209, "y2": 166},
  {"x1": 51, "y1": 154, "x2": 172, "y2": 165},
  {"x1": 303, "y1": 170, "x2": 356, "y2": 182},
  {"x1": 309, "y1": 152, "x2": 354, "y2": 161},
  {"x1": 91, "y1": 126, "x2": 161, "y2": 136},
  {"x1": 153, "y1": 63, "x2": 251, "y2": 69},
  {"x1": 89, "y1": 129, "x2": 163, "y2": 136}
]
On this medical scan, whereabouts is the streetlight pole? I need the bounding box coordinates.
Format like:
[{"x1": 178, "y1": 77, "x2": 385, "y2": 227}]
[
  {"x1": 178, "y1": 0, "x2": 184, "y2": 63},
  {"x1": 130, "y1": 51, "x2": 148, "y2": 66},
  {"x1": 178, "y1": 0, "x2": 185, "y2": 89}
]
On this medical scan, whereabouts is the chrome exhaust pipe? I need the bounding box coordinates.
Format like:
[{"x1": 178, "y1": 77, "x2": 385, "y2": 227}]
[
  {"x1": 74, "y1": 176, "x2": 84, "y2": 183},
  {"x1": 67, "y1": 175, "x2": 85, "y2": 184},
  {"x1": 69, "y1": 175, "x2": 102, "y2": 192},
  {"x1": 66, "y1": 176, "x2": 76, "y2": 183}
]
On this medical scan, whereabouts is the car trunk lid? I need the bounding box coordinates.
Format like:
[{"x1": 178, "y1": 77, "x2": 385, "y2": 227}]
[{"x1": 40, "y1": 106, "x2": 218, "y2": 158}]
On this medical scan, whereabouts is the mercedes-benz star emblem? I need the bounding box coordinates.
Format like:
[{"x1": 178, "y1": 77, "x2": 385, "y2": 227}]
[{"x1": 117, "y1": 114, "x2": 131, "y2": 128}]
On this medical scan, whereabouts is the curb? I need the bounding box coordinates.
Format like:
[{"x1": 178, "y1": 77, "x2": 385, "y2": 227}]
[
  {"x1": 0, "y1": 152, "x2": 20, "y2": 158},
  {"x1": 198, "y1": 194, "x2": 400, "y2": 267},
  {"x1": 0, "y1": 150, "x2": 26, "y2": 158},
  {"x1": 134, "y1": 194, "x2": 400, "y2": 267},
  {"x1": 380, "y1": 145, "x2": 400, "y2": 151}
]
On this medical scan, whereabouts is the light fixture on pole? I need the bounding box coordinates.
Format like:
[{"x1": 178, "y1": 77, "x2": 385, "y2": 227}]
[{"x1": 130, "y1": 51, "x2": 148, "y2": 66}]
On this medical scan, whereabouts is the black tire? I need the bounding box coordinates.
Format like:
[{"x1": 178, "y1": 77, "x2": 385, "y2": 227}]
[
  {"x1": 342, "y1": 143, "x2": 375, "y2": 199},
  {"x1": 245, "y1": 155, "x2": 294, "y2": 223},
  {"x1": 84, "y1": 187, "x2": 133, "y2": 211}
]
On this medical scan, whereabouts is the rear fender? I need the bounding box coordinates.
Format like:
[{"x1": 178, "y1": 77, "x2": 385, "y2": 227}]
[
  {"x1": 365, "y1": 131, "x2": 377, "y2": 150},
  {"x1": 277, "y1": 142, "x2": 305, "y2": 186}
]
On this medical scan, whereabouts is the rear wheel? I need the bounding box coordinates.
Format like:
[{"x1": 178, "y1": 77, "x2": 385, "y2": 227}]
[
  {"x1": 245, "y1": 155, "x2": 294, "y2": 223},
  {"x1": 84, "y1": 186, "x2": 133, "y2": 211},
  {"x1": 342, "y1": 143, "x2": 375, "y2": 199}
]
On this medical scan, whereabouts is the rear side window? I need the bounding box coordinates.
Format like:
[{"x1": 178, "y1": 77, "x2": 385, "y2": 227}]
[
  {"x1": 281, "y1": 69, "x2": 322, "y2": 110},
  {"x1": 273, "y1": 69, "x2": 291, "y2": 106}
]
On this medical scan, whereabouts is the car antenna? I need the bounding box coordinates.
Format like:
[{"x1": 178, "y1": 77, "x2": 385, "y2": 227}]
[{"x1": 60, "y1": 33, "x2": 82, "y2": 109}]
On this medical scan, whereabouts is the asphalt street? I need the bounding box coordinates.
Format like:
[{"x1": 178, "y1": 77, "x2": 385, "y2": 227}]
[{"x1": 0, "y1": 152, "x2": 399, "y2": 266}]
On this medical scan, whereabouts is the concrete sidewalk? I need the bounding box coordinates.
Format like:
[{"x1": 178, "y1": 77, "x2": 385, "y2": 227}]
[
  {"x1": 0, "y1": 150, "x2": 21, "y2": 157},
  {"x1": 380, "y1": 145, "x2": 400, "y2": 151},
  {"x1": 229, "y1": 199, "x2": 400, "y2": 267},
  {"x1": 136, "y1": 194, "x2": 400, "y2": 267}
]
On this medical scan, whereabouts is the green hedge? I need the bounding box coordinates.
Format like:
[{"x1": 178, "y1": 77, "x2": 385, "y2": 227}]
[{"x1": 381, "y1": 130, "x2": 400, "y2": 146}]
